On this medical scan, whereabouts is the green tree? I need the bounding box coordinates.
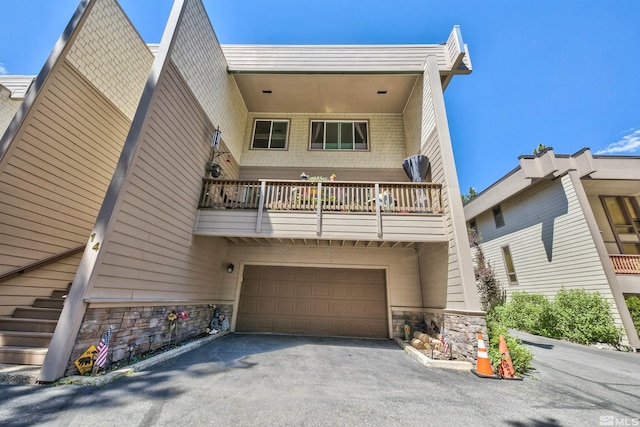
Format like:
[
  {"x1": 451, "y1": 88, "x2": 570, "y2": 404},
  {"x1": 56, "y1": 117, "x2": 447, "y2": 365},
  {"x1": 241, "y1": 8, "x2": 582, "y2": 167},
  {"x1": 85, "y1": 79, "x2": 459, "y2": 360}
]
[
  {"x1": 461, "y1": 187, "x2": 477, "y2": 204},
  {"x1": 533, "y1": 144, "x2": 548, "y2": 155}
]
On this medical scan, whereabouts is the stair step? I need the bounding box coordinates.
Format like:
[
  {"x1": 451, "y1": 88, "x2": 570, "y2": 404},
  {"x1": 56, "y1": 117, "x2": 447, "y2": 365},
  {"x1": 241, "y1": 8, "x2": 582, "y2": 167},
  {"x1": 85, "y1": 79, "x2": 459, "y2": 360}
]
[
  {"x1": 0, "y1": 347, "x2": 47, "y2": 365},
  {"x1": 0, "y1": 331, "x2": 53, "y2": 347},
  {"x1": 50, "y1": 290, "x2": 68, "y2": 299},
  {"x1": 0, "y1": 317, "x2": 58, "y2": 333},
  {"x1": 13, "y1": 307, "x2": 62, "y2": 320},
  {"x1": 33, "y1": 298, "x2": 64, "y2": 309}
]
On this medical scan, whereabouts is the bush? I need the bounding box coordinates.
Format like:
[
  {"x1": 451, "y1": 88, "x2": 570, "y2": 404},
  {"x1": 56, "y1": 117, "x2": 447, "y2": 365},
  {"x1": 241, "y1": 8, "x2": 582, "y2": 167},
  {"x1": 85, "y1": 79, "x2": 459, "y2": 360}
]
[
  {"x1": 627, "y1": 296, "x2": 640, "y2": 332},
  {"x1": 551, "y1": 288, "x2": 622, "y2": 345},
  {"x1": 486, "y1": 309, "x2": 534, "y2": 376},
  {"x1": 495, "y1": 292, "x2": 556, "y2": 337},
  {"x1": 497, "y1": 289, "x2": 622, "y2": 346}
]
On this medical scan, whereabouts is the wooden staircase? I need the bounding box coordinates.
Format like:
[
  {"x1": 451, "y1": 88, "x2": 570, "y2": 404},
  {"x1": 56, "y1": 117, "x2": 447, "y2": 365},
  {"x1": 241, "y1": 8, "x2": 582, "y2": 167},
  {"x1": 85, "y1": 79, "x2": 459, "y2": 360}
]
[{"x1": 0, "y1": 285, "x2": 69, "y2": 365}]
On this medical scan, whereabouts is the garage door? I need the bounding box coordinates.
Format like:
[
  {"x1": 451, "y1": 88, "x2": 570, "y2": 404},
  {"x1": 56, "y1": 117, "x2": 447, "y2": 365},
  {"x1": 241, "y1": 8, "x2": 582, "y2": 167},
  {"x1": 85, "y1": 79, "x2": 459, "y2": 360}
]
[{"x1": 237, "y1": 266, "x2": 388, "y2": 338}]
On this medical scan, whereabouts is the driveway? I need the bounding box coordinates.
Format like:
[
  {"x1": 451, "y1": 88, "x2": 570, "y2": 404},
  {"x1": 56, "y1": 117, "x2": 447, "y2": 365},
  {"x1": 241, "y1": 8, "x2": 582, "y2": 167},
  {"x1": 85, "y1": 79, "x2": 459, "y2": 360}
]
[{"x1": 0, "y1": 333, "x2": 639, "y2": 426}]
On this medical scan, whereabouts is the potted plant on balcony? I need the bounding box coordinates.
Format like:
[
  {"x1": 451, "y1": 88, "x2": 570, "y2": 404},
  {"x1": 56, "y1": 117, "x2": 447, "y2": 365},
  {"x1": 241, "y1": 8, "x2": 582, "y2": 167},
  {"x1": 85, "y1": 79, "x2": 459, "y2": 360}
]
[{"x1": 206, "y1": 161, "x2": 222, "y2": 178}]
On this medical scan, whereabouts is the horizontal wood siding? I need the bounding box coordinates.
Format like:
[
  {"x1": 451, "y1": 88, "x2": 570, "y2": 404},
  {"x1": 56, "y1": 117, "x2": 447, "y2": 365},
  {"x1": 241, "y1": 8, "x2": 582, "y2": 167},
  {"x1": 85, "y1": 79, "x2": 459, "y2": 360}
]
[
  {"x1": 419, "y1": 59, "x2": 466, "y2": 308},
  {"x1": 239, "y1": 167, "x2": 408, "y2": 182},
  {"x1": 379, "y1": 215, "x2": 446, "y2": 241},
  {"x1": 224, "y1": 245, "x2": 421, "y2": 307},
  {"x1": 0, "y1": 253, "x2": 81, "y2": 316},
  {"x1": 476, "y1": 176, "x2": 623, "y2": 326},
  {"x1": 91, "y1": 60, "x2": 225, "y2": 300},
  {"x1": 417, "y1": 242, "x2": 449, "y2": 309},
  {"x1": 0, "y1": 59, "x2": 129, "y2": 305},
  {"x1": 194, "y1": 210, "x2": 445, "y2": 242}
]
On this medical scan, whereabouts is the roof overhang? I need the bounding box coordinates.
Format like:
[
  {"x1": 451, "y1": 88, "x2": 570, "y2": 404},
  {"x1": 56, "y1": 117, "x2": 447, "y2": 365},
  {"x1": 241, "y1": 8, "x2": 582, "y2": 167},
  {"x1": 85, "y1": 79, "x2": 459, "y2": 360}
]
[{"x1": 219, "y1": 26, "x2": 471, "y2": 114}]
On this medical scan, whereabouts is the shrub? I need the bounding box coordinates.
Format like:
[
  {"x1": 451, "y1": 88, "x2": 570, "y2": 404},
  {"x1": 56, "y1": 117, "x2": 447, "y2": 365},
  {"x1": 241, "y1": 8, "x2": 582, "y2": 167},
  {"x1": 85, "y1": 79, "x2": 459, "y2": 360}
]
[
  {"x1": 486, "y1": 309, "x2": 534, "y2": 376},
  {"x1": 551, "y1": 288, "x2": 622, "y2": 346},
  {"x1": 496, "y1": 292, "x2": 556, "y2": 337},
  {"x1": 498, "y1": 289, "x2": 622, "y2": 346},
  {"x1": 626, "y1": 296, "x2": 640, "y2": 332}
]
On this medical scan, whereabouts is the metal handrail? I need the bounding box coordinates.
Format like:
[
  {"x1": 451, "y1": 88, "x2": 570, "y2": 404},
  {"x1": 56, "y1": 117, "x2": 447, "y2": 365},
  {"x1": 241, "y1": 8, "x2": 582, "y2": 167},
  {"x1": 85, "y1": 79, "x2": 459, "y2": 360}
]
[{"x1": 0, "y1": 245, "x2": 85, "y2": 283}]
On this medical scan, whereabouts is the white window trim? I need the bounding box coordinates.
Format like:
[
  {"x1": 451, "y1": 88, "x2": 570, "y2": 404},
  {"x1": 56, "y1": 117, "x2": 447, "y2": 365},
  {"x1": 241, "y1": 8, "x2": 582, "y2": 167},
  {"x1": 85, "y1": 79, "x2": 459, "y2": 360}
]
[
  {"x1": 251, "y1": 119, "x2": 290, "y2": 150},
  {"x1": 309, "y1": 120, "x2": 369, "y2": 151}
]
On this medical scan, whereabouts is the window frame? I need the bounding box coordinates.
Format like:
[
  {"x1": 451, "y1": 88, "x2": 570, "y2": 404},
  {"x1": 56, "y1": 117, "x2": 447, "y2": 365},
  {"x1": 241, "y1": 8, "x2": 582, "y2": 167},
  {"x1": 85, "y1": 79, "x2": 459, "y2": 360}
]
[
  {"x1": 600, "y1": 195, "x2": 640, "y2": 254},
  {"x1": 250, "y1": 119, "x2": 290, "y2": 150},
  {"x1": 309, "y1": 120, "x2": 369, "y2": 151},
  {"x1": 501, "y1": 245, "x2": 518, "y2": 285},
  {"x1": 492, "y1": 205, "x2": 505, "y2": 228}
]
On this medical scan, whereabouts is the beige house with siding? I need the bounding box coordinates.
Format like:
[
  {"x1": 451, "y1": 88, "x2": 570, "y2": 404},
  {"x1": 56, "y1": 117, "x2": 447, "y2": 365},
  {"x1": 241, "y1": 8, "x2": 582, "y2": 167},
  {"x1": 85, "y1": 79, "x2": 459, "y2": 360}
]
[
  {"x1": 464, "y1": 148, "x2": 640, "y2": 349},
  {"x1": 0, "y1": 0, "x2": 483, "y2": 382}
]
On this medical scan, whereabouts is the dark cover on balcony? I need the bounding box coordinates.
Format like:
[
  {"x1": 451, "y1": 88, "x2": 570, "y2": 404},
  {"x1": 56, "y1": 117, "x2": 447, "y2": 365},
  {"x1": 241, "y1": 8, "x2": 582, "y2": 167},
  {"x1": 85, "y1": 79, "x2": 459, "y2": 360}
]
[{"x1": 402, "y1": 155, "x2": 430, "y2": 182}]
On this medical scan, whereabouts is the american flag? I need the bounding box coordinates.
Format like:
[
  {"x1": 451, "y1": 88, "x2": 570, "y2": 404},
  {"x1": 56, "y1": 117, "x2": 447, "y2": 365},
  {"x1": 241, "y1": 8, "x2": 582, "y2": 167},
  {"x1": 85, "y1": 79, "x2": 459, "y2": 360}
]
[
  {"x1": 95, "y1": 328, "x2": 112, "y2": 368},
  {"x1": 441, "y1": 326, "x2": 450, "y2": 354}
]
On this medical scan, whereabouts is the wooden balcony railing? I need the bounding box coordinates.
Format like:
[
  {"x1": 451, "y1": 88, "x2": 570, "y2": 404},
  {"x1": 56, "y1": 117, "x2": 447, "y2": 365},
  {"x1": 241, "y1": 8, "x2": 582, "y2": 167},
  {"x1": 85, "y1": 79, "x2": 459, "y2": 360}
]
[
  {"x1": 198, "y1": 179, "x2": 443, "y2": 214},
  {"x1": 610, "y1": 254, "x2": 640, "y2": 275}
]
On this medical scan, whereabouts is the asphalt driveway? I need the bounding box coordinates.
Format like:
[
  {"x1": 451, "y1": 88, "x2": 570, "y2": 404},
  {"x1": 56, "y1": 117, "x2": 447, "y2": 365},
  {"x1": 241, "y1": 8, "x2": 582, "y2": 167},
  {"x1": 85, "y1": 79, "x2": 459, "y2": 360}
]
[{"x1": 1, "y1": 333, "x2": 639, "y2": 426}]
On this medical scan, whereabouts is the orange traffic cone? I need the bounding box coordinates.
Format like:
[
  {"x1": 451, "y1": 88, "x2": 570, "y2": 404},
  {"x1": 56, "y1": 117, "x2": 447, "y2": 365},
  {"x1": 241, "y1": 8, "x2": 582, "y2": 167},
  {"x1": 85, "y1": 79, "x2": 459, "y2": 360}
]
[
  {"x1": 471, "y1": 332, "x2": 499, "y2": 379},
  {"x1": 498, "y1": 335, "x2": 523, "y2": 381}
]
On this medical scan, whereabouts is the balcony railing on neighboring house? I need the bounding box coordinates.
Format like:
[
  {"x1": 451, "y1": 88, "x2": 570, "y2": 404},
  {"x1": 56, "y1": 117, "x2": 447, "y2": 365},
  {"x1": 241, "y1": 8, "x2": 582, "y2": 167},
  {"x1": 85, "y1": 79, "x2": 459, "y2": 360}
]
[
  {"x1": 610, "y1": 254, "x2": 640, "y2": 275},
  {"x1": 198, "y1": 179, "x2": 443, "y2": 214}
]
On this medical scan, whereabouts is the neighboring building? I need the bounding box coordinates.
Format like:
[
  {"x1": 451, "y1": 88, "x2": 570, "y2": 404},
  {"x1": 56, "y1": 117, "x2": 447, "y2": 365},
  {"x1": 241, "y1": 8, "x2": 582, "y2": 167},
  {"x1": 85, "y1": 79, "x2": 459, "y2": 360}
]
[
  {"x1": 0, "y1": 76, "x2": 32, "y2": 136},
  {"x1": 0, "y1": 0, "x2": 482, "y2": 382},
  {"x1": 464, "y1": 148, "x2": 640, "y2": 349}
]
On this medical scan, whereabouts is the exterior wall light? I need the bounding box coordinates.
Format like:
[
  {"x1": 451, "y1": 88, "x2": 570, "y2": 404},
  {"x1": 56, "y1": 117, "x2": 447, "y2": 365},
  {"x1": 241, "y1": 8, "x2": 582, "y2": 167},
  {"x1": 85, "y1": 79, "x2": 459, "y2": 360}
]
[{"x1": 227, "y1": 263, "x2": 234, "y2": 273}]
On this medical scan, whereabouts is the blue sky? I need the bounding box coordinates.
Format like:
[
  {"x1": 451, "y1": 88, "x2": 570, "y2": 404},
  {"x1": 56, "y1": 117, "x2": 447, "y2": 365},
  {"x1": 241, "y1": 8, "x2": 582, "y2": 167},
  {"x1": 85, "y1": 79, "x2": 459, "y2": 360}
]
[{"x1": 1, "y1": 0, "x2": 639, "y2": 193}]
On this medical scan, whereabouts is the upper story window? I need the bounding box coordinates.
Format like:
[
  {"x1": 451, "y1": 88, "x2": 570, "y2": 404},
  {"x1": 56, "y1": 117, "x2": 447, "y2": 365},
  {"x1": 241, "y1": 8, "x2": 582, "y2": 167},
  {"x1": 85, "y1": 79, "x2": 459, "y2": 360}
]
[
  {"x1": 601, "y1": 195, "x2": 640, "y2": 254},
  {"x1": 492, "y1": 206, "x2": 505, "y2": 228},
  {"x1": 251, "y1": 120, "x2": 289, "y2": 149},
  {"x1": 501, "y1": 245, "x2": 518, "y2": 284},
  {"x1": 310, "y1": 120, "x2": 368, "y2": 150}
]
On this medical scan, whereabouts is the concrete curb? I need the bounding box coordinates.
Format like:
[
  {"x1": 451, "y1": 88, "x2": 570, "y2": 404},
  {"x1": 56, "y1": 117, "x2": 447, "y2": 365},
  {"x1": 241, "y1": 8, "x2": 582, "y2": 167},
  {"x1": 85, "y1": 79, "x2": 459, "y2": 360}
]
[{"x1": 394, "y1": 338, "x2": 473, "y2": 371}]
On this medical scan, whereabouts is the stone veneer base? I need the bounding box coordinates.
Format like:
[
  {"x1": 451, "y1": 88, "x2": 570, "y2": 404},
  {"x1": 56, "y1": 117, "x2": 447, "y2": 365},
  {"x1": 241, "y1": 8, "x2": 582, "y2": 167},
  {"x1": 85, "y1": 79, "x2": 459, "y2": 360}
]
[
  {"x1": 392, "y1": 309, "x2": 487, "y2": 364},
  {"x1": 394, "y1": 338, "x2": 473, "y2": 371},
  {"x1": 65, "y1": 303, "x2": 233, "y2": 376}
]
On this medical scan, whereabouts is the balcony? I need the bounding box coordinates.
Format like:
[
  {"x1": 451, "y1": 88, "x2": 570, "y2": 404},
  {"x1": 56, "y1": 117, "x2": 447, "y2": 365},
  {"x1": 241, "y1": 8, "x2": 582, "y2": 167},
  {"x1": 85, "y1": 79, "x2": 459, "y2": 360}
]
[
  {"x1": 194, "y1": 180, "x2": 446, "y2": 245},
  {"x1": 610, "y1": 254, "x2": 640, "y2": 275}
]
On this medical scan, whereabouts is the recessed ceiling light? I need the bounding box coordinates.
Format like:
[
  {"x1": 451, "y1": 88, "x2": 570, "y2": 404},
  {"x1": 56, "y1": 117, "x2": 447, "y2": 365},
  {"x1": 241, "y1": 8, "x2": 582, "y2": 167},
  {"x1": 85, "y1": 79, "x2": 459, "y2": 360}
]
[
  {"x1": 262, "y1": 90, "x2": 272, "y2": 94},
  {"x1": 377, "y1": 90, "x2": 387, "y2": 95}
]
